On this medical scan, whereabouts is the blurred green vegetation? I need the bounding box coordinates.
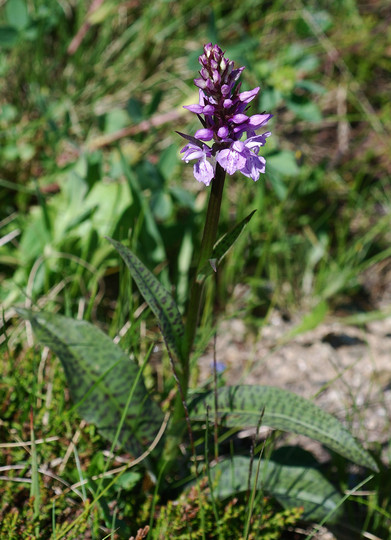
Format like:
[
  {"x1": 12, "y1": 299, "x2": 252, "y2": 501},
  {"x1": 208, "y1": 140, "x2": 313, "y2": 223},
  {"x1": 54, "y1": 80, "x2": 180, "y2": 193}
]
[
  {"x1": 1, "y1": 0, "x2": 391, "y2": 537},
  {"x1": 1, "y1": 0, "x2": 390, "y2": 327}
]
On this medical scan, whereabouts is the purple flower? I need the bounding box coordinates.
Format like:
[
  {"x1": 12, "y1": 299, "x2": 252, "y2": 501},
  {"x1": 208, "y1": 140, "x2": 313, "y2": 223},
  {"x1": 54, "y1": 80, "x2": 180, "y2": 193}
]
[
  {"x1": 181, "y1": 142, "x2": 215, "y2": 186},
  {"x1": 217, "y1": 133, "x2": 271, "y2": 182},
  {"x1": 178, "y1": 43, "x2": 272, "y2": 186},
  {"x1": 210, "y1": 361, "x2": 226, "y2": 374}
]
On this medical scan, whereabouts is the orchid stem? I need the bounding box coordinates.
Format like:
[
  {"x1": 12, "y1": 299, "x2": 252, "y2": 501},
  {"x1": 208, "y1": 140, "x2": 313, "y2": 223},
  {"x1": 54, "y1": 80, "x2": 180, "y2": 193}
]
[
  {"x1": 183, "y1": 163, "x2": 226, "y2": 368},
  {"x1": 164, "y1": 165, "x2": 226, "y2": 468}
]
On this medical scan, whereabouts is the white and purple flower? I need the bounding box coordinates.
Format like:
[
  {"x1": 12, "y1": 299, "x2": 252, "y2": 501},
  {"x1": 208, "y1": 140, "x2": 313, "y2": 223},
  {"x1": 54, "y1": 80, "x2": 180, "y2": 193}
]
[
  {"x1": 217, "y1": 134, "x2": 271, "y2": 182},
  {"x1": 178, "y1": 43, "x2": 272, "y2": 186}
]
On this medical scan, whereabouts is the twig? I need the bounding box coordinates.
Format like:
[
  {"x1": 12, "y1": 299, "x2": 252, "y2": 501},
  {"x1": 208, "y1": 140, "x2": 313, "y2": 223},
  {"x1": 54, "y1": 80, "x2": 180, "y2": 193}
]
[
  {"x1": 67, "y1": 0, "x2": 105, "y2": 55},
  {"x1": 58, "y1": 420, "x2": 86, "y2": 475},
  {"x1": 87, "y1": 109, "x2": 185, "y2": 150},
  {"x1": 0, "y1": 436, "x2": 59, "y2": 448}
]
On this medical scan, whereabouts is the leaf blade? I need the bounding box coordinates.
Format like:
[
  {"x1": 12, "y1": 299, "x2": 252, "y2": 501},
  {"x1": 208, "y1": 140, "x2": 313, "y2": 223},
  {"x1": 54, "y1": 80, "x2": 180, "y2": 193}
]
[
  {"x1": 190, "y1": 385, "x2": 378, "y2": 471},
  {"x1": 17, "y1": 309, "x2": 164, "y2": 458},
  {"x1": 107, "y1": 237, "x2": 185, "y2": 364},
  {"x1": 200, "y1": 209, "x2": 256, "y2": 277},
  {"x1": 209, "y1": 453, "x2": 343, "y2": 524}
]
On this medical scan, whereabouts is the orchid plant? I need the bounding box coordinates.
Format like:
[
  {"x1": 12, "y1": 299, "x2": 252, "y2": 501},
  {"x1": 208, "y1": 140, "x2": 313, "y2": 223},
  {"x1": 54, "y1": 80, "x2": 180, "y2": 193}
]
[{"x1": 18, "y1": 44, "x2": 378, "y2": 531}]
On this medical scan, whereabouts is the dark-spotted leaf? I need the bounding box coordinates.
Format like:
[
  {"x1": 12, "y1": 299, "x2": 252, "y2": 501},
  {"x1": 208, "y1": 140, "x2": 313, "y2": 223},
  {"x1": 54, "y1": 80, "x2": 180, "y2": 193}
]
[
  {"x1": 190, "y1": 385, "x2": 378, "y2": 471},
  {"x1": 107, "y1": 237, "x2": 185, "y2": 364},
  {"x1": 17, "y1": 309, "x2": 164, "y2": 458},
  {"x1": 209, "y1": 452, "x2": 343, "y2": 523}
]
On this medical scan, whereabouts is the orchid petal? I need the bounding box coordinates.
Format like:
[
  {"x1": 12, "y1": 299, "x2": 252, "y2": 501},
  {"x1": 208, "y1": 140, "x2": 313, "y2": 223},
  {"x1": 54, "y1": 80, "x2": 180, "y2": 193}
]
[
  {"x1": 238, "y1": 87, "x2": 260, "y2": 103},
  {"x1": 231, "y1": 114, "x2": 249, "y2": 124},
  {"x1": 248, "y1": 113, "x2": 273, "y2": 128},
  {"x1": 194, "y1": 128, "x2": 214, "y2": 141},
  {"x1": 194, "y1": 157, "x2": 215, "y2": 186}
]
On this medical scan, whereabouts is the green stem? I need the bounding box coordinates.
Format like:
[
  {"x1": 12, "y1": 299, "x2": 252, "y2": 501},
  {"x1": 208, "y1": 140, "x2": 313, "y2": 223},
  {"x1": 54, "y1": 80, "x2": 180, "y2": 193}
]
[
  {"x1": 164, "y1": 163, "x2": 226, "y2": 469},
  {"x1": 183, "y1": 163, "x2": 226, "y2": 363}
]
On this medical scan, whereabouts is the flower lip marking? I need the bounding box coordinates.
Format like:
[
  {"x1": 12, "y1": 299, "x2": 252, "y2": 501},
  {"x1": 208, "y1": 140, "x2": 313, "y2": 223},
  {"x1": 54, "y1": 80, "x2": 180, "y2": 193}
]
[{"x1": 179, "y1": 43, "x2": 272, "y2": 185}]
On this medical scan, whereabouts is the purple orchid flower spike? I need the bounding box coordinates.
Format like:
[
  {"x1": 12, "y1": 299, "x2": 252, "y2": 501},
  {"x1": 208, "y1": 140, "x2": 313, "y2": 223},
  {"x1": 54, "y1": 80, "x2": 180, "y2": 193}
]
[{"x1": 178, "y1": 43, "x2": 272, "y2": 186}]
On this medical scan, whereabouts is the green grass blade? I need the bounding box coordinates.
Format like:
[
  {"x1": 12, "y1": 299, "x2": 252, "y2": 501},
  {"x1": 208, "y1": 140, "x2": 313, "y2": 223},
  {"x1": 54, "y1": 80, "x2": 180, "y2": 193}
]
[
  {"x1": 190, "y1": 385, "x2": 378, "y2": 471},
  {"x1": 29, "y1": 408, "x2": 40, "y2": 537},
  {"x1": 305, "y1": 473, "x2": 374, "y2": 540},
  {"x1": 107, "y1": 237, "x2": 185, "y2": 364},
  {"x1": 17, "y1": 309, "x2": 164, "y2": 458}
]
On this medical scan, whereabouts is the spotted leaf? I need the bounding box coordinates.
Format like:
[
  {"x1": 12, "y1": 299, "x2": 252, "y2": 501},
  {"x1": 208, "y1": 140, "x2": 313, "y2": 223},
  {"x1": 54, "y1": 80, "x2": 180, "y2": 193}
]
[
  {"x1": 17, "y1": 309, "x2": 164, "y2": 458},
  {"x1": 190, "y1": 385, "x2": 378, "y2": 471},
  {"x1": 107, "y1": 237, "x2": 185, "y2": 365},
  {"x1": 208, "y1": 451, "x2": 343, "y2": 523}
]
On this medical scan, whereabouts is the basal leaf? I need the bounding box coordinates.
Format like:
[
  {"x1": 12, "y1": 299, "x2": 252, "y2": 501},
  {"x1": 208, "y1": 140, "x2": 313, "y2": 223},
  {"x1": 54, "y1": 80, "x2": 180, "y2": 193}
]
[
  {"x1": 17, "y1": 309, "x2": 164, "y2": 457},
  {"x1": 209, "y1": 452, "x2": 343, "y2": 523},
  {"x1": 190, "y1": 385, "x2": 378, "y2": 471},
  {"x1": 107, "y1": 237, "x2": 185, "y2": 364}
]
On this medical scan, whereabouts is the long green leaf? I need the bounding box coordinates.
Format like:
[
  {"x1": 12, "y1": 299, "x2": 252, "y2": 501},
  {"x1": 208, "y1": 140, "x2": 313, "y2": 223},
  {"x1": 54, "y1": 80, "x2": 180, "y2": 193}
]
[
  {"x1": 17, "y1": 309, "x2": 164, "y2": 457},
  {"x1": 199, "y1": 209, "x2": 256, "y2": 277},
  {"x1": 209, "y1": 451, "x2": 343, "y2": 523},
  {"x1": 107, "y1": 237, "x2": 185, "y2": 364},
  {"x1": 190, "y1": 385, "x2": 378, "y2": 471}
]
